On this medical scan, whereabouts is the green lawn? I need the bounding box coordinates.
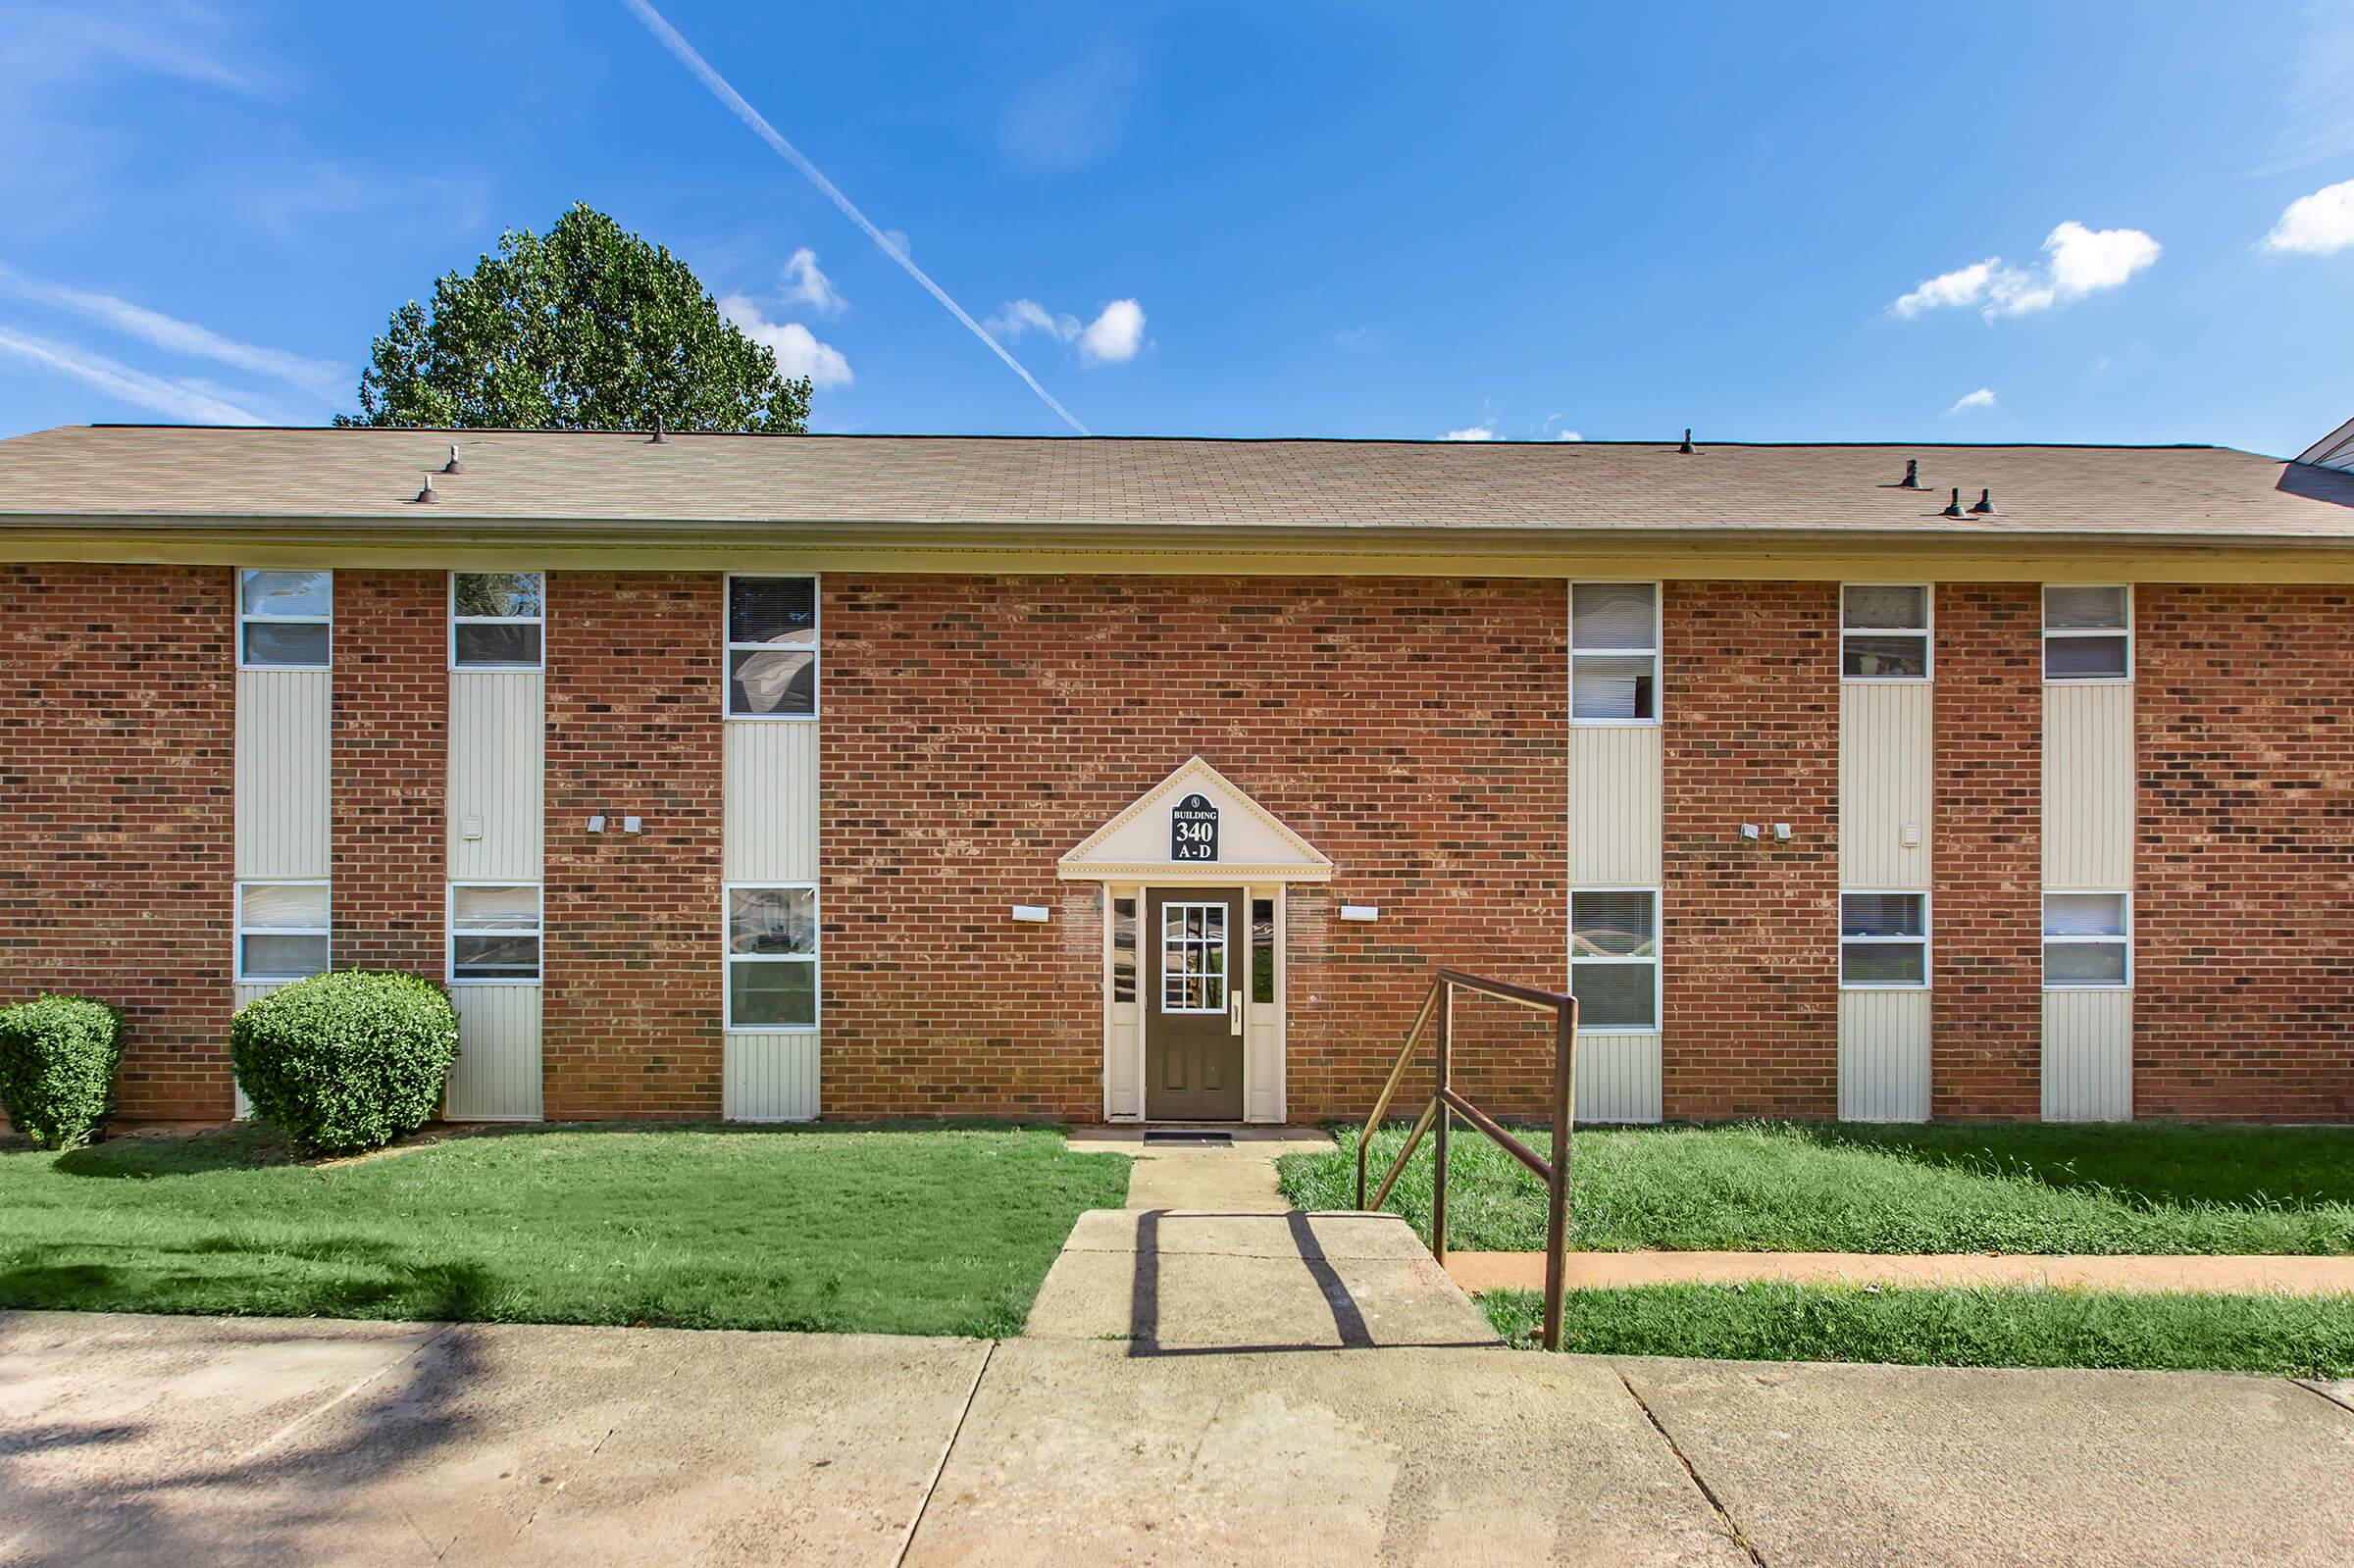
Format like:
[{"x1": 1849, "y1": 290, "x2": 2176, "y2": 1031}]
[
  {"x1": 1278, "y1": 1122, "x2": 2354, "y2": 1255},
  {"x1": 0, "y1": 1123, "x2": 1127, "y2": 1338},
  {"x1": 1481, "y1": 1284, "x2": 2354, "y2": 1378}
]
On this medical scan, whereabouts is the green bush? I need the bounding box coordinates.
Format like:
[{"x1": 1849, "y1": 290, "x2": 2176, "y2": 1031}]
[
  {"x1": 0, "y1": 995, "x2": 126, "y2": 1148},
  {"x1": 230, "y1": 971, "x2": 459, "y2": 1154}
]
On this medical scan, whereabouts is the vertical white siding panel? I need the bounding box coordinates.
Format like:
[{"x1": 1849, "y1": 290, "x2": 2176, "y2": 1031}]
[
  {"x1": 2042, "y1": 990, "x2": 2134, "y2": 1121},
  {"x1": 724, "y1": 720, "x2": 822, "y2": 1118},
  {"x1": 2042, "y1": 685, "x2": 2134, "y2": 889},
  {"x1": 1840, "y1": 683, "x2": 1934, "y2": 890},
  {"x1": 722, "y1": 1036, "x2": 820, "y2": 1121},
  {"x1": 1838, "y1": 990, "x2": 1932, "y2": 1121},
  {"x1": 1574, "y1": 1032, "x2": 1663, "y2": 1124},
  {"x1": 446, "y1": 986, "x2": 543, "y2": 1121},
  {"x1": 234, "y1": 670, "x2": 331, "y2": 880},
  {"x1": 724, "y1": 723, "x2": 820, "y2": 883},
  {"x1": 1106, "y1": 1004, "x2": 1144, "y2": 1121},
  {"x1": 447, "y1": 673, "x2": 544, "y2": 883},
  {"x1": 2041, "y1": 683, "x2": 2133, "y2": 1118},
  {"x1": 1567, "y1": 727, "x2": 1663, "y2": 885},
  {"x1": 1567, "y1": 712, "x2": 1663, "y2": 1118}
]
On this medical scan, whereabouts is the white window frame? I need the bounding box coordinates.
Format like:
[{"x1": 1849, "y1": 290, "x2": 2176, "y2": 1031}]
[
  {"x1": 1839, "y1": 889, "x2": 1931, "y2": 990},
  {"x1": 236, "y1": 568, "x2": 333, "y2": 672},
  {"x1": 723, "y1": 573, "x2": 821, "y2": 721},
  {"x1": 446, "y1": 881, "x2": 543, "y2": 986},
  {"x1": 724, "y1": 882, "x2": 821, "y2": 1033},
  {"x1": 1568, "y1": 886, "x2": 1662, "y2": 1035},
  {"x1": 2042, "y1": 890, "x2": 2133, "y2": 991},
  {"x1": 1569, "y1": 580, "x2": 1663, "y2": 727},
  {"x1": 234, "y1": 880, "x2": 332, "y2": 985},
  {"x1": 448, "y1": 571, "x2": 546, "y2": 672},
  {"x1": 1840, "y1": 582, "x2": 1933, "y2": 683},
  {"x1": 2042, "y1": 583, "x2": 2133, "y2": 684},
  {"x1": 1157, "y1": 900, "x2": 1230, "y2": 1014}
]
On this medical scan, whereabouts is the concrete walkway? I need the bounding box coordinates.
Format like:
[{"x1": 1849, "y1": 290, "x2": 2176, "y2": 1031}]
[
  {"x1": 1447, "y1": 1248, "x2": 2354, "y2": 1295},
  {"x1": 8, "y1": 1308, "x2": 2354, "y2": 1565},
  {"x1": 1031, "y1": 1131, "x2": 1500, "y2": 1350}
]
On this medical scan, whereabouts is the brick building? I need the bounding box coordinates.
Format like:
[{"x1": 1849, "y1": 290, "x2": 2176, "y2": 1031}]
[{"x1": 5, "y1": 423, "x2": 2352, "y2": 1127}]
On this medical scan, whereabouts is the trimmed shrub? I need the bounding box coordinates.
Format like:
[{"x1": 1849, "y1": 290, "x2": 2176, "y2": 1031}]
[
  {"x1": 0, "y1": 995, "x2": 126, "y2": 1149},
  {"x1": 231, "y1": 970, "x2": 459, "y2": 1154}
]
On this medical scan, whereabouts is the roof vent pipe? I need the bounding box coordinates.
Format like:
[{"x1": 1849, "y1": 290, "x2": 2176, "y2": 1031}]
[
  {"x1": 1969, "y1": 487, "x2": 1996, "y2": 515},
  {"x1": 649, "y1": 419, "x2": 667, "y2": 444},
  {"x1": 414, "y1": 471, "x2": 438, "y2": 504},
  {"x1": 1899, "y1": 459, "x2": 1920, "y2": 488},
  {"x1": 1678, "y1": 428, "x2": 1695, "y2": 454},
  {"x1": 441, "y1": 444, "x2": 464, "y2": 476},
  {"x1": 1940, "y1": 486, "x2": 1965, "y2": 519}
]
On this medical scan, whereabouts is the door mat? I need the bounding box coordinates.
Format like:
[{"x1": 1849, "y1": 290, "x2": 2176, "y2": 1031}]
[{"x1": 1143, "y1": 1130, "x2": 1234, "y2": 1146}]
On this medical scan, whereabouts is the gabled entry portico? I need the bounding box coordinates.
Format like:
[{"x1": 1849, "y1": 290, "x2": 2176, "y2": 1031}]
[{"x1": 1058, "y1": 758, "x2": 1333, "y2": 1123}]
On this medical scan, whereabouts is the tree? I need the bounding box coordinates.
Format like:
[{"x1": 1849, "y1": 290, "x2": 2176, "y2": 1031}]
[{"x1": 338, "y1": 204, "x2": 810, "y2": 432}]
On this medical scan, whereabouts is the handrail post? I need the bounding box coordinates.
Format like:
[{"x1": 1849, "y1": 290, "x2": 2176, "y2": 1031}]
[
  {"x1": 1542, "y1": 993, "x2": 1577, "y2": 1353},
  {"x1": 1431, "y1": 980, "x2": 1452, "y2": 1266}
]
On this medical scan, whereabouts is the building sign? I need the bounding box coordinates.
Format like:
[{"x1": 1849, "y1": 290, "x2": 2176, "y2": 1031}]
[{"x1": 1171, "y1": 793, "x2": 1220, "y2": 862}]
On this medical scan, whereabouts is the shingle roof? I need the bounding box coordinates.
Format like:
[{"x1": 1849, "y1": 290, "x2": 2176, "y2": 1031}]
[{"x1": 3, "y1": 424, "x2": 2352, "y2": 541}]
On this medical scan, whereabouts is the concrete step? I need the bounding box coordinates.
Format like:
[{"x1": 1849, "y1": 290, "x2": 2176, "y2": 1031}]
[{"x1": 1024, "y1": 1209, "x2": 1501, "y2": 1351}]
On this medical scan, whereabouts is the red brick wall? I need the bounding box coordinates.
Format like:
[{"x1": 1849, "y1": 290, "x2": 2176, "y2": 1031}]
[
  {"x1": 1, "y1": 565, "x2": 235, "y2": 1120},
  {"x1": 331, "y1": 572, "x2": 446, "y2": 974},
  {"x1": 821, "y1": 575, "x2": 1567, "y2": 1122},
  {"x1": 542, "y1": 573, "x2": 725, "y2": 1118},
  {"x1": 2136, "y1": 584, "x2": 2354, "y2": 1123},
  {"x1": 1932, "y1": 583, "x2": 2044, "y2": 1118},
  {"x1": 1660, "y1": 581, "x2": 1840, "y2": 1118}
]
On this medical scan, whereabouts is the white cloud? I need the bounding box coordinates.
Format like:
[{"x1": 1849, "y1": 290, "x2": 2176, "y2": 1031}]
[
  {"x1": 988, "y1": 296, "x2": 1147, "y2": 367},
  {"x1": 987, "y1": 298, "x2": 1081, "y2": 341},
  {"x1": 0, "y1": 324, "x2": 266, "y2": 424},
  {"x1": 2263, "y1": 177, "x2": 2354, "y2": 255},
  {"x1": 1945, "y1": 387, "x2": 1997, "y2": 416},
  {"x1": 719, "y1": 293, "x2": 852, "y2": 389},
  {"x1": 1076, "y1": 298, "x2": 1145, "y2": 366},
  {"x1": 0, "y1": 262, "x2": 344, "y2": 399},
  {"x1": 780, "y1": 246, "x2": 844, "y2": 315},
  {"x1": 1443, "y1": 426, "x2": 1495, "y2": 441},
  {"x1": 1555, "y1": 429, "x2": 1584, "y2": 441},
  {"x1": 1893, "y1": 259, "x2": 2001, "y2": 318},
  {"x1": 1891, "y1": 222, "x2": 2160, "y2": 321}
]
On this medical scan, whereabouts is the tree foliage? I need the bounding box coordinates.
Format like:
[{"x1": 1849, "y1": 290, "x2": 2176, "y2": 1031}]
[{"x1": 338, "y1": 204, "x2": 810, "y2": 432}]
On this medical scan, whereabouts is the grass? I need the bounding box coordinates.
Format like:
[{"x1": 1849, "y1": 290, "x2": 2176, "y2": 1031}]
[
  {"x1": 1480, "y1": 1284, "x2": 2354, "y2": 1378},
  {"x1": 1278, "y1": 1121, "x2": 2354, "y2": 1255},
  {"x1": 0, "y1": 1122, "x2": 1128, "y2": 1338}
]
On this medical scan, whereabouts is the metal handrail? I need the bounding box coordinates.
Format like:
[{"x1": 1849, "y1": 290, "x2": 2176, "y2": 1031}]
[{"x1": 1353, "y1": 967, "x2": 1577, "y2": 1350}]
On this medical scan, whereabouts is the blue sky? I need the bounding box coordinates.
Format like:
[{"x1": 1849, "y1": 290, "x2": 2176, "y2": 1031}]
[{"x1": 3, "y1": 1, "x2": 2351, "y2": 454}]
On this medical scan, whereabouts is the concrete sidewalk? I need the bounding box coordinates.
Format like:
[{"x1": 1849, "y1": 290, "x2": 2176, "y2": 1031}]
[{"x1": 7, "y1": 1309, "x2": 2354, "y2": 1565}]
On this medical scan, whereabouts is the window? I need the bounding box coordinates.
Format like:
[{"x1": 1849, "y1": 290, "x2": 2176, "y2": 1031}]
[
  {"x1": 1842, "y1": 584, "x2": 1930, "y2": 680},
  {"x1": 236, "y1": 882, "x2": 330, "y2": 982},
  {"x1": 2045, "y1": 893, "x2": 2130, "y2": 988},
  {"x1": 727, "y1": 885, "x2": 818, "y2": 1029},
  {"x1": 726, "y1": 576, "x2": 818, "y2": 717},
  {"x1": 1110, "y1": 896, "x2": 1138, "y2": 1004},
  {"x1": 1571, "y1": 582, "x2": 1659, "y2": 722},
  {"x1": 448, "y1": 884, "x2": 542, "y2": 983},
  {"x1": 238, "y1": 570, "x2": 331, "y2": 669},
  {"x1": 1569, "y1": 889, "x2": 1659, "y2": 1030},
  {"x1": 2044, "y1": 585, "x2": 2131, "y2": 682},
  {"x1": 1841, "y1": 892, "x2": 1927, "y2": 987},
  {"x1": 1159, "y1": 902, "x2": 1228, "y2": 1013},
  {"x1": 1251, "y1": 896, "x2": 1277, "y2": 1006},
  {"x1": 451, "y1": 572, "x2": 544, "y2": 670}
]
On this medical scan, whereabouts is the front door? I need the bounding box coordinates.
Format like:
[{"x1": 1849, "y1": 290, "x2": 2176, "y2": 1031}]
[{"x1": 1145, "y1": 886, "x2": 1246, "y2": 1120}]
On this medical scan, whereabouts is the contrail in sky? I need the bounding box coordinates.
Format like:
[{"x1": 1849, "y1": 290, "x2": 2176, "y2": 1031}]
[{"x1": 621, "y1": 0, "x2": 1090, "y2": 434}]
